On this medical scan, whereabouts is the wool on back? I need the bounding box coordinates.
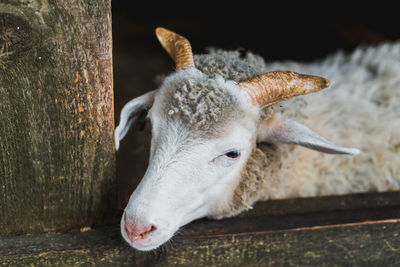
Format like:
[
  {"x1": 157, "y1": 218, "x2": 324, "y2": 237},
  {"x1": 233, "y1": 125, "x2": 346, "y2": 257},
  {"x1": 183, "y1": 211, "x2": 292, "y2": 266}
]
[{"x1": 193, "y1": 43, "x2": 400, "y2": 217}]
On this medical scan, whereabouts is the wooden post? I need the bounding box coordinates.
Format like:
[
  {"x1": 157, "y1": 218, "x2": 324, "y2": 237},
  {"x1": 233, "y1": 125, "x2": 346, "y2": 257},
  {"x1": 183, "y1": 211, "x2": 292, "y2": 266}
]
[{"x1": 0, "y1": 0, "x2": 115, "y2": 235}]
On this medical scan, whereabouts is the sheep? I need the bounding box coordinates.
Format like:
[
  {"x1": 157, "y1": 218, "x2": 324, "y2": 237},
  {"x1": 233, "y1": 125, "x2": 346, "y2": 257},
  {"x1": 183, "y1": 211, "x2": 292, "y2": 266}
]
[{"x1": 115, "y1": 27, "x2": 400, "y2": 251}]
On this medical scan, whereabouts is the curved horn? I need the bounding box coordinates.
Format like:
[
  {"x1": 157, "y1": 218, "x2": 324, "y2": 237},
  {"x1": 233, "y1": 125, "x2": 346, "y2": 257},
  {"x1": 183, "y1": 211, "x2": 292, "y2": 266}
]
[
  {"x1": 155, "y1": 27, "x2": 195, "y2": 70},
  {"x1": 238, "y1": 71, "x2": 330, "y2": 106}
]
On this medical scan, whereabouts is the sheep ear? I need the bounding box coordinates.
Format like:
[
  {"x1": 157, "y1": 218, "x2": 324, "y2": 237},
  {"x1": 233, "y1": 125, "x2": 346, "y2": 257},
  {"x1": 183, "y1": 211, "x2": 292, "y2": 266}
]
[
  {"x1": 257, "y1": 115, "x2": 360, "y2": 155},
  {"x1": 115, "y1": 90, "x2": 156, "y2": 151}
]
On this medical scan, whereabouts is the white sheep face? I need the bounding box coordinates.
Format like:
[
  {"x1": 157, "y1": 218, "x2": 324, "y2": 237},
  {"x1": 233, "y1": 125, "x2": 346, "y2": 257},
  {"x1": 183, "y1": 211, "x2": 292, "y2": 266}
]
[
  {"x1": 120, "y1": 69, "x2": 259, "y2": 251},
  {"x1": 115, "y1": 23, "x2": 365, "y2": 249},
  {"x1": 117, "y1": 67, "x2": 359, "y2": 251}
]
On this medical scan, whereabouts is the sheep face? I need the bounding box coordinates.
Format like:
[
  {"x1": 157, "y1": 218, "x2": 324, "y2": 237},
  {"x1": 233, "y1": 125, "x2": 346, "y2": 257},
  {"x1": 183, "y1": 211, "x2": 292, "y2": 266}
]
[
  {"x1": 121, "y1": 68, "x2": 259, "y2": 251},
  {"x1": 116, "y1": 27, "x2": 359, "y2": 251}
]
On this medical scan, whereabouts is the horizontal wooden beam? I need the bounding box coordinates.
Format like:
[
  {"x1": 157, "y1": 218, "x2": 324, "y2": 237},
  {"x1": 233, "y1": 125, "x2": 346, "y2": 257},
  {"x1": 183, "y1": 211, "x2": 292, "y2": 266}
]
[
  {"x1": 2, "y1": 204, "x2": 400, "y2": 266},
  {"x1": 153, "y1": 219, "x2": 400, "y2": 266},
  {"x1": 0, "y1": 226, "x2": 134, "y2": 266},
  {"x1": 238, "y1": 191, "x2": 400, "y2": 218}
]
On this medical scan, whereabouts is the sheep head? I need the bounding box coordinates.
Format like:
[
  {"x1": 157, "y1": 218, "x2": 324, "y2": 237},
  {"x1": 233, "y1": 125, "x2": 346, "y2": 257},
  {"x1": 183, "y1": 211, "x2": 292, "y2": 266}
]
[{"x1": 115, "y1": 27, "x2": 359, "y2": 251}]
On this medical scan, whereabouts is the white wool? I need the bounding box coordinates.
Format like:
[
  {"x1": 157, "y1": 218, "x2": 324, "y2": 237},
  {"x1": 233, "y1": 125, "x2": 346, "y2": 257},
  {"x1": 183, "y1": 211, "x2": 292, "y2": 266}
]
[
  {"x1": 153, "y1": 67, "x2": 257, "y2": 134},
  {"x1": 259, "y1": 42, "x2": 400, "y2": 199}
]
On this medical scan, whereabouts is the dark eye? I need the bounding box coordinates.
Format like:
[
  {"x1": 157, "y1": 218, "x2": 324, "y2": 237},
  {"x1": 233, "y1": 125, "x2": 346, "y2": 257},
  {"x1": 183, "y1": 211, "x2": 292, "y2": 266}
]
[{"x1": 225, "y1": 151, "x2": 241, "y2": 159}]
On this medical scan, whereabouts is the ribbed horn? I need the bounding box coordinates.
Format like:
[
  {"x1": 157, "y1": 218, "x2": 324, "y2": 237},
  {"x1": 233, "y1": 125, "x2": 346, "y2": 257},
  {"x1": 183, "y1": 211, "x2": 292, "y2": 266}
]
[
  {"x1": 155, "y1": 27, "x2": 195, "y2": 70},
  {"x1": 238, "y1": 71, "x2": 330, "y2": 106}
]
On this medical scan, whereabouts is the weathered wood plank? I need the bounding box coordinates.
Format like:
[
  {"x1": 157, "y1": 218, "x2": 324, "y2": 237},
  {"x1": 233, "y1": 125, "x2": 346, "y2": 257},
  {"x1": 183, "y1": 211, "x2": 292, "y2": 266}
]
[
  {"x1": 182, "y1": 206, "x2": 400, "y2": 238},
  {"x1": 1, "y1": 206, "x2": 400, "y2": 266},
  {"x1": 2, "y1": 248, "x2": 133, "y2": 267},
  {"x1": 0, "y1": 0, "x2": 115, "y2": 235},
  {"x1": 0, "y1": 226, "x2": 135, "y2": 266},
  {"x1": 238, "y1": 191, "x2": 400, "y2": 218},
  {"x1": 148, "y1": 221, "x2": 400, "y2": 267}
]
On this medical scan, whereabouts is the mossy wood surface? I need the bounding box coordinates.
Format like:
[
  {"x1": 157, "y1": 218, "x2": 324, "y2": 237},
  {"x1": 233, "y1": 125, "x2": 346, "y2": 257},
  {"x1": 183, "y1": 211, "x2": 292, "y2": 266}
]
[
  {"x1": 1, "y1": 205, "x2": 400, "y2": 266},
  {"x1": 0, "y1": 0, "x2": 115, "y2": 235}
]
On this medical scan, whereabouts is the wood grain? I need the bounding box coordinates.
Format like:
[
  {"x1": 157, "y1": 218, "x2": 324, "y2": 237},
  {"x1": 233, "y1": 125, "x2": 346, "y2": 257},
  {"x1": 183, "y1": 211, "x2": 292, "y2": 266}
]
[
  {"x1": 0, "y1": 0, "x2": 115, "y2": 235},
  {"x1": 2, "y1": 205, "x2": 400, "y2": 266}
]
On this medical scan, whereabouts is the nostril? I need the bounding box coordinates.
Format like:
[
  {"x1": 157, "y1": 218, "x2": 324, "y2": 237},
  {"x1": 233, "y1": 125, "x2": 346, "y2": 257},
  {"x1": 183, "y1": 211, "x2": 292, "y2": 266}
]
[
  {"x1": 139, "y1": 224, "x2": 156, "y2": 238},
  {"x1": 124, "y1": 215, "x2": 157, "y2": 242},
  {"x1": 125, "y1": 223, "x2": 157, "y2": 241},
  {"x1": 148, "y1": 224, "x2": 156, "y2": 234}
]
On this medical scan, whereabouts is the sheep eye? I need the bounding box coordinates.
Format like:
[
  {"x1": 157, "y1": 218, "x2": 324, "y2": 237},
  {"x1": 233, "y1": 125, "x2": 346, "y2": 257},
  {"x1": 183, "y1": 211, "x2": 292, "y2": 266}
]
[{"x1": 225, "y1": 151, "x2": 241, "y2": 159}]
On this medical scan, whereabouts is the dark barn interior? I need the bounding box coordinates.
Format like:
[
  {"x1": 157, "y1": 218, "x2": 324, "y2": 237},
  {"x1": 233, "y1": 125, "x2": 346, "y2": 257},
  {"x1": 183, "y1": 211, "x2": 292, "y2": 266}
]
[{"x1": 113, "y1": 1, "x2": 400, "y2": 208}]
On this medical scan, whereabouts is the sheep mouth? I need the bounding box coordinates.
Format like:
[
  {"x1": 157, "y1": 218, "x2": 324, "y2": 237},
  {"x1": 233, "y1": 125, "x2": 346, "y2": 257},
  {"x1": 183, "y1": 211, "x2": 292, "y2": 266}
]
[{"x1": 125, "y1": 231, "x2": 175, "y2": 251}]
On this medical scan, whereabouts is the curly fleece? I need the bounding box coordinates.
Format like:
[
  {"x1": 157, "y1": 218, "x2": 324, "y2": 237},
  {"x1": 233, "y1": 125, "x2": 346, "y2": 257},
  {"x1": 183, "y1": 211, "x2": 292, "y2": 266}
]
[
  {"x1": 193, "y1": 44, "x2": 400, "y2": 218},
  {"x1": 160, "y1": 70, "x2": 239, "y2": 132}
]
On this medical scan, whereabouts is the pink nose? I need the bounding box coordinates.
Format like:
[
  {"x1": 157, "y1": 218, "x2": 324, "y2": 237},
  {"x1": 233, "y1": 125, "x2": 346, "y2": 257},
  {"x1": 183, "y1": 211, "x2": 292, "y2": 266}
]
[{"x1": 124, "y1": 214, "x2": 156, "y2": 242}]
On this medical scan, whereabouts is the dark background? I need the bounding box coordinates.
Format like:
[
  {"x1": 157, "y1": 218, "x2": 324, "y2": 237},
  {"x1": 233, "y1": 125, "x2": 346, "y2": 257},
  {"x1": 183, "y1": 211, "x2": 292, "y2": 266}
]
[{"x1": 112, "y1": 1, "x2": 400, "y2": 209}]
